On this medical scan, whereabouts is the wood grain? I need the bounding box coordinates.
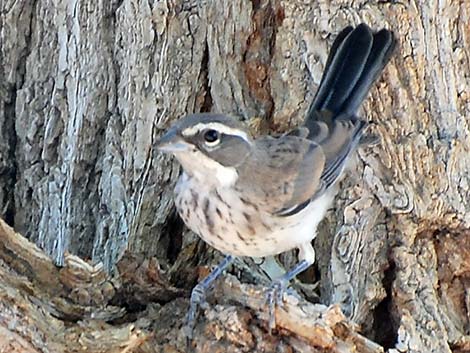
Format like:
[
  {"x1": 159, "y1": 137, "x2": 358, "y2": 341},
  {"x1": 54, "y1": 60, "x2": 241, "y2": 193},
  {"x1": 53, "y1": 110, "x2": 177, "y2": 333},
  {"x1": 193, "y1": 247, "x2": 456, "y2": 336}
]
[{"x1": 1, "y1": 0, "x2": 469, "y2": 352}]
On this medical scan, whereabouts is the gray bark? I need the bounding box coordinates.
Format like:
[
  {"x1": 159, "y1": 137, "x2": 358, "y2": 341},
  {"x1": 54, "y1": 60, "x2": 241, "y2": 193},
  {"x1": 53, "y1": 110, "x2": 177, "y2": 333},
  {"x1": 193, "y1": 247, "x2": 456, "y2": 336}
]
[{"x1": 1, "y1": 0, "x2": 470, "y2": 352}]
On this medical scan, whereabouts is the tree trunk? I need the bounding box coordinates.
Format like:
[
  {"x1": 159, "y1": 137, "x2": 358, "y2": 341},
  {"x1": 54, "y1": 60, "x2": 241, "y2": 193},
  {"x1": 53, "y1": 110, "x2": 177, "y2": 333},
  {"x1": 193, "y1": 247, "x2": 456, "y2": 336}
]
[{"x1": 1, "y1": 0, "x2": 469, "y2": 352}]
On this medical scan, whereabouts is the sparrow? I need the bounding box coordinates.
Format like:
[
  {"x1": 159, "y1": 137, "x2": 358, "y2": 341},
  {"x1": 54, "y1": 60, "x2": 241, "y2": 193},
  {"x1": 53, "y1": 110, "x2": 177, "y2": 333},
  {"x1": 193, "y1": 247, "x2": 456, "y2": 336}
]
[{"x1": 157, "y1": 23, "x2": 395, "y2": 336}]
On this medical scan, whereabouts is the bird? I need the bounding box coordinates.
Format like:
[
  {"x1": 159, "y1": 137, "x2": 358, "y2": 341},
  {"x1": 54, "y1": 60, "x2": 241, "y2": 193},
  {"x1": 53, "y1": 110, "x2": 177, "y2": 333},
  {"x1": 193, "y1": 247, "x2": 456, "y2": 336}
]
[{"x1": 156, "y1": 23, "x2": 395, "y2": 336}]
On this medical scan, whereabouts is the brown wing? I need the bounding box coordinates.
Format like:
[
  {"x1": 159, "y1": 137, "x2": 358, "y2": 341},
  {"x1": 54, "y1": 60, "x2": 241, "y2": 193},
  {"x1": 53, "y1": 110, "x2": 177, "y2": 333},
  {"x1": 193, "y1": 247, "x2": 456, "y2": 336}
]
[
  {"x1": 308, "y1": 111, "x2": 365, "y2": 189},
  {"x1": 235, "y1": 135, "x2": 326, "y2": 215}
]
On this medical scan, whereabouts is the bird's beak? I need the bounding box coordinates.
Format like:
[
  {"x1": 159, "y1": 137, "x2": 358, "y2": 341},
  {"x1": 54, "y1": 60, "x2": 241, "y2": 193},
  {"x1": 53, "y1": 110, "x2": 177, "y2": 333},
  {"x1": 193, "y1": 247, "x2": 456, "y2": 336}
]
[{"x1": 156, "y1": 128, "x2": 190, "y2": 153}]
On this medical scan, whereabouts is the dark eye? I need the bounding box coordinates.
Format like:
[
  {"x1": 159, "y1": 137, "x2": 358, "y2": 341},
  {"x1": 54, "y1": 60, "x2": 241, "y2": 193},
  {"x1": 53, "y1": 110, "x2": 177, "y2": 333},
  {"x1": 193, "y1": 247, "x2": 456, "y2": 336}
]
[{"x1": 203, "y1": 129, "x2": 220, "y2": 143}]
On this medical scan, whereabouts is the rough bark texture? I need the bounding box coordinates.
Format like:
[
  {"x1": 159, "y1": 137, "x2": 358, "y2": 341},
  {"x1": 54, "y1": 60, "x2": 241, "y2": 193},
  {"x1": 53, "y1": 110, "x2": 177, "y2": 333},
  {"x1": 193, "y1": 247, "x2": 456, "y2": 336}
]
[{"x1": 1, "y1": 0, "x2": 470, "y2": 352}]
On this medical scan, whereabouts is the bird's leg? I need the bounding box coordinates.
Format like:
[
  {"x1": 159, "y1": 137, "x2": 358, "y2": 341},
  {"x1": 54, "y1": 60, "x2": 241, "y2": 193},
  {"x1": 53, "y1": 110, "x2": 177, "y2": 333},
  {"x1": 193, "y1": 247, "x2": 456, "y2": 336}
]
[
  {"x1": 185, "y1": 255, "x2": 234, "y2": 338},
  {"x1": 266, "y1": 243, "x2": 315, "y2": 329},
  {"x1": 266, "y1": 259, "x2": 312, "y2": 328}
]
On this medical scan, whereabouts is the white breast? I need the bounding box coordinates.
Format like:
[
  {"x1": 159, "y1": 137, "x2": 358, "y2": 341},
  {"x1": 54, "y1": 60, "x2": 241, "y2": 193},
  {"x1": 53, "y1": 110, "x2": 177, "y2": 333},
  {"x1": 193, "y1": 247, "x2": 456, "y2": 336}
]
[{"x1": 174, "y1": 173, "x2": 335, "y2": 258}]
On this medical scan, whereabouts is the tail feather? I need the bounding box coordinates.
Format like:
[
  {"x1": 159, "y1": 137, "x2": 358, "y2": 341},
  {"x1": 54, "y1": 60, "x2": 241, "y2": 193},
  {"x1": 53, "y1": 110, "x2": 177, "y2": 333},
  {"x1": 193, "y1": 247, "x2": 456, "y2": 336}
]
[
  {"x1": 314, "y1": 26, "x2": 354, "y2": 100},
  {"x1": 307, "y1": 23, "x2": 395, "y2": 122},
  {"x1": 339, "y1": 28, "x2": 396, "y2": 118},
  {"x1": 303, "y1": 24, "x2": 395, "y2": 190}
]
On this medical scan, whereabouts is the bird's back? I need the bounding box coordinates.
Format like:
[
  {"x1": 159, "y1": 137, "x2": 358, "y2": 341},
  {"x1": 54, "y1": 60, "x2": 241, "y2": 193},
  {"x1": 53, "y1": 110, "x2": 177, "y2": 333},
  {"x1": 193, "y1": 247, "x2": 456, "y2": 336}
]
[{"x1": 236, "y1": 24, "x2": 395, "y2": 218}]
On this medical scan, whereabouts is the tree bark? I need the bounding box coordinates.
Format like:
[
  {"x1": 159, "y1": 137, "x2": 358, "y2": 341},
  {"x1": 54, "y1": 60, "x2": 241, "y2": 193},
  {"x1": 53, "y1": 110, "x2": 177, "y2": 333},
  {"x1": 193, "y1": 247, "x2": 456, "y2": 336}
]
[{"x1": 1, "y1": 0, "x2": 469, "y2": 352}]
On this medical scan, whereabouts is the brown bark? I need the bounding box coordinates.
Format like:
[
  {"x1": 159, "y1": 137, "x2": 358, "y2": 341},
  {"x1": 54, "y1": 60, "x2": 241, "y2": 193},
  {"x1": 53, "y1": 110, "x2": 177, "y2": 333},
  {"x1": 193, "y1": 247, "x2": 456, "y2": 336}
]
[
  {"x1": 1, "y1": 0, "x2": 470, "y2": 352},
  {"x1": 0, "y1": 218, "x2": 383, "y2": 352}
]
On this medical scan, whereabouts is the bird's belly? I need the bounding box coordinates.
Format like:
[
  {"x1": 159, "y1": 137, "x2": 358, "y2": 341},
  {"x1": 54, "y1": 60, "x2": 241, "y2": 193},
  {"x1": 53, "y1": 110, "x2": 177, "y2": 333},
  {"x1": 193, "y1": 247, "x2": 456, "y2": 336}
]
[{"x1": 174, "y1": 175, "x2": 333, "y2": 258}]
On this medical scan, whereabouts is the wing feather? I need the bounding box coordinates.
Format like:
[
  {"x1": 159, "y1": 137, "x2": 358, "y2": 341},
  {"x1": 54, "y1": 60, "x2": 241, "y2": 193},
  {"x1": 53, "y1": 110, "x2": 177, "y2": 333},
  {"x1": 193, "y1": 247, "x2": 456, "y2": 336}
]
[{"x1": 236, "y1": 136, "x2": 326, "y2": 215}]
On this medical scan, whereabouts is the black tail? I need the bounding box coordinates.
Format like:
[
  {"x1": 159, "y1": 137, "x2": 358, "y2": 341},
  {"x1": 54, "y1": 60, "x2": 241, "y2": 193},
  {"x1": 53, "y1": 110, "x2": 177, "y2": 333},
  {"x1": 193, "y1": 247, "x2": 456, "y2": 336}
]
[
  {"x1": 306, "y1": 23, "x2": 395, "y2": 124},
  {"x1": 303, "y1": 24, "x2": 395, "y2": 190}
]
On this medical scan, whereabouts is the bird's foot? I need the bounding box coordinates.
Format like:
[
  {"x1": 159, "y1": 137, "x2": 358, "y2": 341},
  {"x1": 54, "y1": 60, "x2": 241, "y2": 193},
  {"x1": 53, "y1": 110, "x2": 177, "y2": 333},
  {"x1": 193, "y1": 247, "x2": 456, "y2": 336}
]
[
  {"x1": 184, "y1": 255, "x2": 234, "y2": 341},
  {"x1": 265, "y1": 278, "x2": 288, "y2": 330},
  {"x1": 264, "y1": 259, "x2": 312, "y2": 330},
  {"x1": 185, "y1": 282, "x2": 208, "y2": 339}
]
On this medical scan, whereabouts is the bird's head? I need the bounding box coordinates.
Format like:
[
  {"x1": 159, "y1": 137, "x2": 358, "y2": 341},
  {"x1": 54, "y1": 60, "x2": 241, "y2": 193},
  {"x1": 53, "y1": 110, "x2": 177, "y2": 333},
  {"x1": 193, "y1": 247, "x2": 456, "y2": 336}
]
[{"x1": 157, "y1": 113, "x2": 253, "y2": 186}]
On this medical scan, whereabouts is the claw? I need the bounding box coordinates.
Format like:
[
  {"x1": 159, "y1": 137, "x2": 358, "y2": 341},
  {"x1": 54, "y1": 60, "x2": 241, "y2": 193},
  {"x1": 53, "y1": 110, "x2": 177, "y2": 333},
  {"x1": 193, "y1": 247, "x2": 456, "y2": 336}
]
[
  {"x1": 265, "y1": 279, "x2": 287, "y2": 329},
  {"x1": 263, "y1": 259, "x2": 312, "y2": 330},
  {"x1": 184, "y1": 255, "x2": 234, "y2": 340},
  {"x1": 185, "y1": 283, "x2": 208, "y2": 339},
  {"x1": 191, "y1": 283, "x2": 208, "y2": 308}
]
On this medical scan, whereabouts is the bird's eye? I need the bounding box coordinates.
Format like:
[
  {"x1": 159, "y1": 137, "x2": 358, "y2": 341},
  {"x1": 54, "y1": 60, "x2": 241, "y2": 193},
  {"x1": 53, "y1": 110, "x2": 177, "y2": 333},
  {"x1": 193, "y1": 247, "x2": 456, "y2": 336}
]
[{"x1": 203, "y1": 129, "x2": 220, "y2": 145}]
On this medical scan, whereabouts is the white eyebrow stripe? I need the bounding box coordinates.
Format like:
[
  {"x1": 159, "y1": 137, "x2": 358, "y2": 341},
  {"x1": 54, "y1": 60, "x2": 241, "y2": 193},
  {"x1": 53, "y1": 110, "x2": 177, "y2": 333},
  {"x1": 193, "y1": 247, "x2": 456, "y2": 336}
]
[{"x1": 182, "y1": 122, "x2": 251, "y2": 142}]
